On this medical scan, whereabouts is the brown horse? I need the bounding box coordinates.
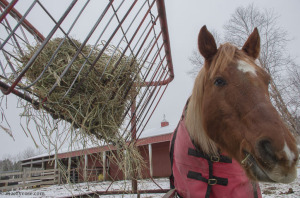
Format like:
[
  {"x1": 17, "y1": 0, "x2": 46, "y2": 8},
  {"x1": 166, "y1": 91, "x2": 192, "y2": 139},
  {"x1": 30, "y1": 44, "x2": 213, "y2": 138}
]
[{"x1": 170, "y1": 26, "x2": 298, "y2": 197}]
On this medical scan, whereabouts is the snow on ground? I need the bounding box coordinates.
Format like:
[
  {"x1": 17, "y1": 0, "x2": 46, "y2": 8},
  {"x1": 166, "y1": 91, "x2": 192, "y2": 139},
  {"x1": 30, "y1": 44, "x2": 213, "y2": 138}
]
[
  {"x1": 1, "y1": 168, "x2": 299, "y2": 198},
  {"x1": 0, "y1": 178, "x2": 169, "y2": 198}
]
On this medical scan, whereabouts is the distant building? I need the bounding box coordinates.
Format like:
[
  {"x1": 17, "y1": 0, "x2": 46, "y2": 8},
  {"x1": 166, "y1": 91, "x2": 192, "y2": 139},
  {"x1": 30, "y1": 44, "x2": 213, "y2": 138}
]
[{"x1": 21, "y1": 119, "x2": 175, "y2": 183}]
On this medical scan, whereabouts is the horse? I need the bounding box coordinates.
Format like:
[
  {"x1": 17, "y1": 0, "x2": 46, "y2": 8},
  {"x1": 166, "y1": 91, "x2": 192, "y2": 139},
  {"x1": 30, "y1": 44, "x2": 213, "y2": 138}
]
[{"x1": 170, "y1": 26, "x2": 299, "y2": 198}]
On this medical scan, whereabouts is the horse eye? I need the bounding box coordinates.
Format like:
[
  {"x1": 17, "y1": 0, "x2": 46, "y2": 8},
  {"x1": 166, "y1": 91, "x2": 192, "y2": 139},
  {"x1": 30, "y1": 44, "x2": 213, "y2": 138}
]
[{"x1": 214, "y1": 77, "x2": 226, "y2": 86}]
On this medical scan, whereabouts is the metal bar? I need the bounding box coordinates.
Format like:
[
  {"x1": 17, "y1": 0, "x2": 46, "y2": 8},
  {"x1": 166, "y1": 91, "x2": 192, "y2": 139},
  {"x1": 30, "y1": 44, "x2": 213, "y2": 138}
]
[
  {"x1": 110, "y1": 0, "x2": 156, "y2": 76},
  {"x1": 69, "y1": 0, "x2": 137, "y2": 97},
  {"x1": 0, "y1": 80, "x2": 38, "y2": 106},
  {"x1": 105, "y1": 1, "x2": 158, "y2": 124},
  {"x1": 1, "y1": 50, "x2": 17, "y2": 77},
  {"x1": 62, "y1": 0, "x2": 126, "y2": 98},
  {"x1": 0, "y1": 20, "x2": 30, "y2": 46},
  {"x1": 124, "y1": 51, "x2": 165, "y2": 144},
  {"x1": 98, "y1": 0, "x2": 148, "y2": 81},
  {"x1": 119, "y1": 32, "x2": 163, "y2": 135},
  {"x1": 0, "y1": 80, "x2": 81, "y2": 127},
  {"x1": 42, "y1": 0, "x2": 113, "y2": 97},
  {"x1": 134, "y1": 61, "x2": 169, "y2": 135},
  {"x1": 0, "y1": 5, "x2": 24, "y2": 57},
  {"x1": 148, "y1": 0, "x2": 174, "y2": 85},
  {"x1": 0, "y1": 0, "x2": 18, "y2": 23},
  {"x1": 0, "y1": 0, "x2": 77, "y2": 95},
  {"x1": 135, "y1": 72, "x2": 169, "y2": 142},
  {"x1": 21, "y1": 0, "x2": 91, "y2": 90},
  {"x1": 134, "y1": 54, "x2": 166, "y2": 128},
  {"x1": 127, "y1": 62, "x2": 168, "y2": 145},
  {"x1": 147, "y1": 0, "x2": 162, "y2": 62},
  {"x1": 0, "y1": 0, "x2": 44, "y2": 42},
  {"x1": 0, "y1": 0, "x2": 39, "y2": 49},
  {"x1": 134, "y1": 70, "x2": 168, "y2": 141}
]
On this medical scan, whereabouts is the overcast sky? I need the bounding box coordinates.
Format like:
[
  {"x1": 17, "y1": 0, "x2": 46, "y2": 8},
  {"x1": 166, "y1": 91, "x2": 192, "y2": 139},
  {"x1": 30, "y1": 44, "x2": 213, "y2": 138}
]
[{"x1": 1, "y1": 0, "x2": 300, "y2": 160}]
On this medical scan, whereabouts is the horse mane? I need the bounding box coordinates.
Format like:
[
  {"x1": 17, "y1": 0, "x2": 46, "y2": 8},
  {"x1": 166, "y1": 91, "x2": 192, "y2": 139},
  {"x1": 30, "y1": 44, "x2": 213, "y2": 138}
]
[{"x1": 185, "y1": 43, "x2": 252, "y2": 156}]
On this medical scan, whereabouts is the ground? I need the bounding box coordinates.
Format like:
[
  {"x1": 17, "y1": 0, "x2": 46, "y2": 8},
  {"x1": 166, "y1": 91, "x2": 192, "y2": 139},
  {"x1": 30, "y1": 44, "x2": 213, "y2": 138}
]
[{"x1": 1, "y1": 168, "x2": 299, "y2": 198}]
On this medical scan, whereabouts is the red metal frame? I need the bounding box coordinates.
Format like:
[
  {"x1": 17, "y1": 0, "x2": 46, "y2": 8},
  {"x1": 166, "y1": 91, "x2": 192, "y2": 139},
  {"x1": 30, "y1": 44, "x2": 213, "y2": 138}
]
[
  {"x1": 0, "y1": 0, "x2": 175, "y2": 143},
  {"x1": 0, "y1": 0, "x2": 44, "y2": 42},
  {"x1": 0, "y1": 0, "x2": 174, "y2": 196},
  {"x1": 0, "y1": 0, "x2": 174, "y2": 95},
  {"x1": 150, "y1": 0, "x2": 174, "y2": 86}
]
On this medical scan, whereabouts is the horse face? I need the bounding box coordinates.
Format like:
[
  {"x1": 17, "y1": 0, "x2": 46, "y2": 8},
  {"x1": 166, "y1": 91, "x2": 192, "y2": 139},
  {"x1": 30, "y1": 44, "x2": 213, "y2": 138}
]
[{"x1": 198, "y1": 26, "x2": 298, "y2": 183}]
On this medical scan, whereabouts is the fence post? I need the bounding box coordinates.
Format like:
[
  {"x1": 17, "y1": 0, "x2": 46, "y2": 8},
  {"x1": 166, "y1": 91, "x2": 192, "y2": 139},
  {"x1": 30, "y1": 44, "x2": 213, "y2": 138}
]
[
  {"x1": 68, "y1": 157, "x2": 71, "y2": 182},
  {"x1": 22, "y1": 169, "x2": 26, "y2": 189},
  {"x1": 84, "y1": 154, "x2": 88, "y2": 181},
  {"x1": 58, "y1": 169, "x2": 61, "y2": 185},
  {"x1": 103, "y1": 151, "x2": 106, "y2": 181},
  {"x1": 148, "y1": 143, "x2": 153, "y2": 177}
]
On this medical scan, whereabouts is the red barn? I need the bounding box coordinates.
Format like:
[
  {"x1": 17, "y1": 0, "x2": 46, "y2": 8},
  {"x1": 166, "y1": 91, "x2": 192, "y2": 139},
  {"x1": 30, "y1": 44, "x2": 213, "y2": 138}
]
[{"x1": 21, "y1": 120, "x2": 175, "y2": 183}]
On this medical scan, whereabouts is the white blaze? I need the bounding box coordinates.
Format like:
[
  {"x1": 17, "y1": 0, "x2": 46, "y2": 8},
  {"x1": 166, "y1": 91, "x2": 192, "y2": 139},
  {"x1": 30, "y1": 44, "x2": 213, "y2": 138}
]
[
  {"x1": 283, "y1": 141, "x2": 295, "y2": 166},
  {"x1": 237, "y1": 60, "x2": 257, "y2": 76}
]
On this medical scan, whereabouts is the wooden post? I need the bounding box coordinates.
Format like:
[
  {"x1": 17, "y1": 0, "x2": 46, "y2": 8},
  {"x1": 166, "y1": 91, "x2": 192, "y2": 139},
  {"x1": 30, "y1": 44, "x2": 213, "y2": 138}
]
[
  {"x1": 124, "y1": 149, "x2": 127, "y2": 180},
  {"x1": 68, "y1": 157, "x2": 71, "y2": 182},
  {"x1": 57, "y1": 169, "x2": 61, "y2": 185},
  {"x1": 54, "y1": 152, "x2": 59, "y2": 184},
  {"x1": 41, "y1": 158, "x2": 44, "y2": 170},
  {"x1": 84, "y1": 154, "x2": 88, "y2": 181},
  {"x1": 76, "y1": 157, "x2": 79, "y2": 183},
  {"x1": 148, "y1": 143, "x2": 153, "y2": 177},
  {"x1": 102, "y1": 151, "x2": 106, "y2": 181},
  {"x1": 30, "y1": 160, "x2": 33, "y2": 179},
  {"x1": 54, "y1": 157, "x2": 57, "y2": 170},
  {"x1": 22, "y1": 169, "x2": 26, "y2": 189}
]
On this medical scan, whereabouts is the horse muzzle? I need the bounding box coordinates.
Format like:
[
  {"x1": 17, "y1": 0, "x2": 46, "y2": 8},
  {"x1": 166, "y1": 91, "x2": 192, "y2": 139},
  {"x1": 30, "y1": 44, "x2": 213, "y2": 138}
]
[{"x1": 242, "y1": 139, "x2": 299, "y2": 184}]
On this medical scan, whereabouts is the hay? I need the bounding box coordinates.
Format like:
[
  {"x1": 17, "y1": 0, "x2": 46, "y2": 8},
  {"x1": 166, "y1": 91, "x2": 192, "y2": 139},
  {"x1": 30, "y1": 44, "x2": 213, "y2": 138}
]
[{"x1": 20, "y1": 38, "x2": 140, "y2": 140}]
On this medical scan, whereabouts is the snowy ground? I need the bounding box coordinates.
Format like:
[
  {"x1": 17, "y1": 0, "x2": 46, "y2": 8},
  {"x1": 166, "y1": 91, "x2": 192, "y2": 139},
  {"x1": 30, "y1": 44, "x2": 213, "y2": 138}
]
[{"x1": 0, "y1": 168, "x2": 299, "y2": 198}]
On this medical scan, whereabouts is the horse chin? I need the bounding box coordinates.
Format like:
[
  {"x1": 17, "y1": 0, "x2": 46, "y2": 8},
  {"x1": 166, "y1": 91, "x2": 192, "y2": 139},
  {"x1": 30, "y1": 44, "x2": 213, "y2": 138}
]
[
  {"x1": 243, "y1": 152, "x2": 275, "y2": 182},
  {"x1": 242, "y1": 151, "x2": 297, "y2": 184}
]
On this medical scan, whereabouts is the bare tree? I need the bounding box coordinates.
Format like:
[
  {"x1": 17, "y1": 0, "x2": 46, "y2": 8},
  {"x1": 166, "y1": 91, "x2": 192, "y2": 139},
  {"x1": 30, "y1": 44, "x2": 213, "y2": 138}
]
[
  {"x1": 0, "y1": 159, "x2": 14, "y2": 172},
  {"x1": 288, "y1": 63, "x2": 300, "y2": 133}
]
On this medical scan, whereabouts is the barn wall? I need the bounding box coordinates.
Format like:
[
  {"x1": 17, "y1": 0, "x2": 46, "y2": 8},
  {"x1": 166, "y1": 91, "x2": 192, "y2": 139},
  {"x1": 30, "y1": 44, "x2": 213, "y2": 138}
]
[
  {"x1": 39, "y1": 140, "x2": 172, "y2": 183},
  {"x1": 45, "y1": 160, "x2": 55, "y2": 169},
  {"x1": 77, "y1": 156, "x2": 84, "y2": 182},
  {"x1": 138, "y1": 145, "x2": 151, "y2": 179},
  {"x1": 152, "y1": 141, "x2": 171, "y2": 177},
  {"x1": 87, "y1": 153, "x2": 103, "y2": 182},
  {"x1": 107, "y1": 150, "x2": 125, "y2": 181}
]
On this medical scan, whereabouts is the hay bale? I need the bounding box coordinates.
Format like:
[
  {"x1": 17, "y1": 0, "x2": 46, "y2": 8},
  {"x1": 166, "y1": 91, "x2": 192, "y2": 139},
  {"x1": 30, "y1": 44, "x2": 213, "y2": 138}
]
[{"x1": 20, "y1": 38, "x2": 140, "y2": 139}]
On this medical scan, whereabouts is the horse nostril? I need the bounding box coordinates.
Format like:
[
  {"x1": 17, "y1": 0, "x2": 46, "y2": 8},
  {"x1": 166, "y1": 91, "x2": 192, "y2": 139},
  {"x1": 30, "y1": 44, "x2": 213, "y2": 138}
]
[{"x1": 257, "y1": 140, "x2": 277, "y2": 163}]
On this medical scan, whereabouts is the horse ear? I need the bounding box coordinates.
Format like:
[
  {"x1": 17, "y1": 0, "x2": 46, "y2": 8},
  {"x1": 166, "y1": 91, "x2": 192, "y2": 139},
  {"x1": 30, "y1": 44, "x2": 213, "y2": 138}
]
[
  {"x1": 242, "y1": 28, "x2": 260, "y2": 59},
  {"x1": 198, "y1": 25, "x2": 217, "y2": 60}
]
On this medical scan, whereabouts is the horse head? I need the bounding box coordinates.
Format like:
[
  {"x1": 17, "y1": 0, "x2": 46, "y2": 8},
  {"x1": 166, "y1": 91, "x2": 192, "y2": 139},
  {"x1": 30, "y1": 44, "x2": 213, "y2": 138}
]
[{"x1": 186, "y1": 25, "x2": 298, "y2": 183}]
